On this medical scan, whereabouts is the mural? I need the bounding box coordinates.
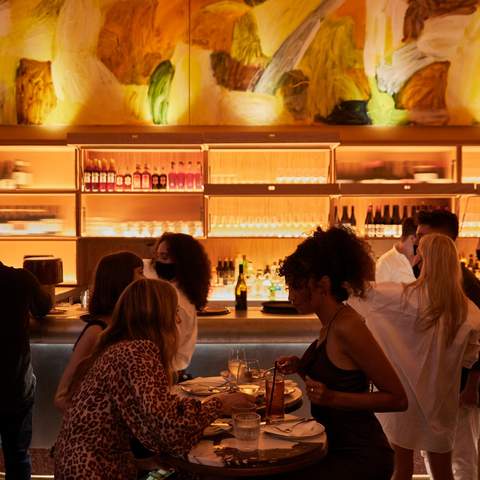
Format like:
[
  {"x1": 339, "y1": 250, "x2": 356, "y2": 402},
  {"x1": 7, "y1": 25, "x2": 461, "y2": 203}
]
[{"x1": 1, "y1": 0, "x2": 480, "y2": 126}]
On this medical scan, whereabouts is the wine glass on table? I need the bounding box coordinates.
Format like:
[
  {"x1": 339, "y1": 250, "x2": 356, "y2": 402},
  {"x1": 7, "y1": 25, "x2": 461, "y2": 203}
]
[{"x1": 228, "y1": 348, "x2": 246, "y2": 385}]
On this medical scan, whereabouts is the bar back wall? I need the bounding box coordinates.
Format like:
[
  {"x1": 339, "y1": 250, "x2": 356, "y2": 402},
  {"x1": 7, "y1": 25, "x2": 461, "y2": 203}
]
[{"x1": 1, "y1": 0, "x2": 479, "y2": 127}]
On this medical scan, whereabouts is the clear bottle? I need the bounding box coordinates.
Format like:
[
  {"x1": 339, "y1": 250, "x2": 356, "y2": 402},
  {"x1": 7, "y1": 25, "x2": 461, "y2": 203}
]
[
  {"x1": 235, "y1": 264, "x2": 248, "y2": 311},
  {"x1": 186, "y1": 161, "x2": 194, "y2": 191},
  {"x1": 124, "y1": 166, "x2": 132, "y2": 191},
  {"x1": 141, "y1": 163, "x2": 151, "y2": 190},
  {"x1": 177, "y1": 161, "x2": 186, "y2": 190},
  {"x1": 133, "y1": 164, "x2": 142, "y2": 190},
  {"x1": 107, "y1": 159, "x2": 116, "y2": 192},
  {"x1": 194, "y1": 161, "x2": 203, "y2": 191},
  {"x1": 168, "y1": 161, "x2": 177, "y2": 190}
]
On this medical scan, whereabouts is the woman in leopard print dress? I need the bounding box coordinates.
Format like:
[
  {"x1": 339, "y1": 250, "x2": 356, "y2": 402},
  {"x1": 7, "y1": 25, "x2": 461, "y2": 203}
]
[{"x1": 54, "y1": 278, "x2": 247, "y2": 479}]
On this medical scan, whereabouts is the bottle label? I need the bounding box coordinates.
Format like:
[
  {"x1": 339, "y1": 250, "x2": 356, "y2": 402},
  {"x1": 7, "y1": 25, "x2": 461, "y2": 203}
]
[
  {"x1": 124, "y1": 175, "x2": 132, "y2": 190},
  {"x1": 107, "y1": 172, "x2": 115, "y2": 183},
  {"x1": 133, "y1": 175, "x2": 141, "y2": 189},
  {"x1": 84, "y1": 172, "x2": 91, "y2": 190}
]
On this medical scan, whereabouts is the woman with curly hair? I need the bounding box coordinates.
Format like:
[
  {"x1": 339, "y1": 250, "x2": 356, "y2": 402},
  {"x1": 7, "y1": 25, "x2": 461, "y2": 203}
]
[
  {"x1": 277, "y1": 226, "x2": 407, "y2": 479},
  {"x1": 144, "y1": 232, "x2": 211, "y2": 373}
]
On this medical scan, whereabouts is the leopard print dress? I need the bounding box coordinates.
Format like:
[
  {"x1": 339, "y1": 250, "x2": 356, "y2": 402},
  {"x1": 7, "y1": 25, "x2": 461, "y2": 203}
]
[{"x1": 54, "y1": 339, "x2": 221, "y2": 479}]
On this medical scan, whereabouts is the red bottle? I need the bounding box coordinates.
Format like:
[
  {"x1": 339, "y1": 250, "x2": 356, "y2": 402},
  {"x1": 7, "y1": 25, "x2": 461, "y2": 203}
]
[
  {"x1": 83, "y1": 158, "x2": 92, "y2": 192},
  {"x1": 141, "y1": 163, "x2": 151, "y2": 190},
  {"x1": 168, "y1": 161, "x2": 177, "y2": 190},
  {"x1": 133, "y1": 163, "x2": 142, "y2": 190},
  {"x1": 115, "y1": 168, "x2": 124, "y2": 192},
  {"x1": 107, "y1": 159, "x2": 116, "y2": 192},
  {"x1": 91, "y1": 159, "x2": 100, "y2": 192},
  {"x1": 177, "y1": 161, "x2": 185, "y2": 190},
  {"x1": 99, "y1": 159, "x2": 107, "y2": 192},
  {"x1": 124, "y1": 166, "x2": 132, "y2": 191}
]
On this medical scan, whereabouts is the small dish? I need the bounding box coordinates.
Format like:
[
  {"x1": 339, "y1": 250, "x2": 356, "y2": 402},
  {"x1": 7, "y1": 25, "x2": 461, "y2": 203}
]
[
  {"x1": 238, "y1": 384, "x2": 261, "y2": 396},
  {"x1": 263, "y1": 420, "x2": 324, "y2": 440},
  {"x1": 180, "y1": 384, "x2": 227, "y2": 396}
]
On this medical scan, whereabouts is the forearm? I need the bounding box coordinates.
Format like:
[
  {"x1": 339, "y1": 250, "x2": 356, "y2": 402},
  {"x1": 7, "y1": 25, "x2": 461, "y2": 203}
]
[{"x1": 321, "y1": 389, "x2": 407, "y2": 413}]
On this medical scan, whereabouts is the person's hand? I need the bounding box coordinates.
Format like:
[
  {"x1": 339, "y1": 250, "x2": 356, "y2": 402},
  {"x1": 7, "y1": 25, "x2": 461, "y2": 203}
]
[
  {"x1": 305, "y1": 376, "x2": 330, "y2": 406},
  {"x1": 276, "y1": 356, "x2": 300, "y2": 375},
  {"x1": 214, "y1": 392, "x2": 256, "y2": 416}
]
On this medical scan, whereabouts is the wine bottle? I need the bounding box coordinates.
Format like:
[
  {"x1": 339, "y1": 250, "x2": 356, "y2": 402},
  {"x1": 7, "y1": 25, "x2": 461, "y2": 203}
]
[
  {"x1": 374, "y1": 206, "x2": 383, "y2": 238},
  {"x1": 83, "y1": 158, "x2": 92, "y2": 192},
  {"x1": 392, "y1": 205, "x2": 401, "y2": 238},
  {"x1": 99, "y1": 159, "x2": 108, "y2": 192},
  {"x1": 168, "y1": 161, "x2": 177, "y2": 190},
  {"x1": 350, "y1": 206, "x2": 357, "y2": 233},
  {"x1": 332, "y1": 206, "x2": 340, "y2": 227},
  {"x1": 186, "y1": 161, "x2": 194, "y2": 191},
  {"x1": 365, "y1": 205, "x2": 374, "y2": 238},
  {"x1": 383, "y1": 205, "x2": 392, "y2": 238},
  {"x1": 177, "y1": 161, "x2": 186, "y2": 190},
  {"x1": 341, "y1": 206, "x2": 350, "y2": 228},
  {"x1": 115, "y1": 167, "x2": 124, "y2": 192},
  {"x1": 216, "y1": 260, "x2": 223, "y2": 286},
  {"x1": 159, "y1": 165, "x2": 167, "y2": 190},
  {"x1": 151, "y1": 166, "x2": 160, "y2": 190},
  {"x1": 124, "y1": 166, "x2": 132, "y2": 191},
  {"x1": 133, "y1": 164, "x2": 142, "y2": 190},
  {"x1": 194, "y1": 161, "x2": 203, "y2": 191},
  {"x1": 107, "y1": 159, "x2": 116, "y2": 192},
  {"x1": 235, "y1": 264, "x2": 248, "y2": 311}
]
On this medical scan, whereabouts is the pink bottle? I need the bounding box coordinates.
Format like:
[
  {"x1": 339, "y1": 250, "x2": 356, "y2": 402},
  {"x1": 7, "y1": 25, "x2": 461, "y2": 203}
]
[
  {"x1": 185, "y1": 161, "x2": 194, "y2": 191},
  {"x1": 177, "y1": 161, "x2": 185, "y2": 190},
  {"x1": 168, "y1": 161, "x2": 177, "y2": 190}
]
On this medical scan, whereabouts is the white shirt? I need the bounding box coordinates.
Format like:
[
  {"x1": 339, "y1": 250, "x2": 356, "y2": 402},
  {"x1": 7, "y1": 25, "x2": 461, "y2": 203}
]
[
  {"x1": 349, "y1": 283, "x2": 480, "y2": 452},
  {"x1": 143, "y1": 259, "x2": 198, "y2": 371},
  {"x1": 376, "y1": 246, "x2": 415, "y2": 284}
]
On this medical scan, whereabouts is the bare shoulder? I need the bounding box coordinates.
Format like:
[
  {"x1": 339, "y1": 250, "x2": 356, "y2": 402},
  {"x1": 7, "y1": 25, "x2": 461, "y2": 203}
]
[{"x1": 331, "y1": 306, "x2": 367, "y2": 340}]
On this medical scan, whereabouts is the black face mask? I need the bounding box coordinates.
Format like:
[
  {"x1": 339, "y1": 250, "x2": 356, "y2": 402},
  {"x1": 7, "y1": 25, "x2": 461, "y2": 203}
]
[{"x1": 154, "y1": 261, "x2": 176, "y2": 281}]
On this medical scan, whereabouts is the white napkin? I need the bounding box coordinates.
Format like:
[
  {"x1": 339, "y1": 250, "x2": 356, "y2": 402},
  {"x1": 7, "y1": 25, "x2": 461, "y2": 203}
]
[{"x1": 263, "y1": 420, "x2": 325, "y2": 442}]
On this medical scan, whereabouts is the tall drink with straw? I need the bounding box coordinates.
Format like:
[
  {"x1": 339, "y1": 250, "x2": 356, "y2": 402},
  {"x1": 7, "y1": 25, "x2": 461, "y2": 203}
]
[{"x1": 265, "y1": 364, "x2": 285, "y2": 423}]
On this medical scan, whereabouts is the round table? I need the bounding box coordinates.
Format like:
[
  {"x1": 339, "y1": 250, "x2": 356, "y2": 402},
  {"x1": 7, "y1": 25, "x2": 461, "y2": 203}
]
[{"x1": 158, "y1": 429, "x2": 327, "y2": 478}]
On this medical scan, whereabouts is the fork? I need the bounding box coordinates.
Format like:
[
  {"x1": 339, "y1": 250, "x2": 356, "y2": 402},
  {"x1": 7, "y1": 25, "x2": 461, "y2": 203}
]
[{"x1": 271, "y1": 417, "x2": 314, "y2": 433}]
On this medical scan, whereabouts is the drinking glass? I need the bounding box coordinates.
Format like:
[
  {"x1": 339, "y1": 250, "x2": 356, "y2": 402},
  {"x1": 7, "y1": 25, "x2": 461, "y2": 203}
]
[
  {"x1": 265, "y1": 370, "x2": 285, "y2": 423},
  {"x1": 228, "y1": 348, "x2": 246, "y2": 383},
  {"x1": 240, "y1": 360, "x2": 262, "y2": 384},
  {"x1": 233, "y1": 413, "x2": 261, "y2": 452}
]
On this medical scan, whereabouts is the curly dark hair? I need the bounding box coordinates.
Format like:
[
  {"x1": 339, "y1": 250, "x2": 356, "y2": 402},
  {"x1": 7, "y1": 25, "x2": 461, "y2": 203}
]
[
  {"x1": 89, "y1": 251, "x2": 143, "y2": 316},
  {"x1": 279, "y1": 227, "x2": 375, "y2": 301},
  {"x1": 154, "y1": 233, "x2": 211, "y2": 310}
]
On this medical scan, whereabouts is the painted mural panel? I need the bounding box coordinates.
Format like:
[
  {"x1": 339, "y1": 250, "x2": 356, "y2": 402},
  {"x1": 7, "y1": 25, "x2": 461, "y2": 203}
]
[{"x1": 0, "y1": 0, "x2": 480, "y2": 125}]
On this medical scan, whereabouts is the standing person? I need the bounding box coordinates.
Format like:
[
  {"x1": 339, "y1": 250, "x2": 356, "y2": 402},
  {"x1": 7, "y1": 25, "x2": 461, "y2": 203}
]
[
  {"x1": 349, "y1": 234, "x2": 480, "y2": 480},
  {"x1": 144, "y1": 232, "x2": 211, "y2": 375},
  {"x1": 376, "y1": 217, "x2": 416, "y2": 283},
  {"x1": 54, "y1": 251, "x2": 144, "y2": 412},
  {"x1": 276, "y1": 227, "x2": 407, "y2": 480},
  {"x1": 0, "y1": 261, "x2": 51, "y2": 479},
  {"x1": 416, "y1": 209, "x2": 480, "y2": 480},
  {"x1": 54, "y1": 278, "x2": 251, "y2": 480}
]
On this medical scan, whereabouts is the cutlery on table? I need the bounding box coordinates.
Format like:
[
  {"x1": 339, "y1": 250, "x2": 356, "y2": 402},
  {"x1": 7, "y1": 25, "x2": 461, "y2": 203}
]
[{"x1": 270, "y1": 417, "x2": 315, "y2": 433}]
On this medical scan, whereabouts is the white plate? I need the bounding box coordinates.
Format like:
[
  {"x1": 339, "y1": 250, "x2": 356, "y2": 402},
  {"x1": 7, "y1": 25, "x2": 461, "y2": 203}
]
[
  {"x1": 180, "y1": 385, "x2": 227, "y2": 396},
  {"x1": 263, "y1": 421, "x2": 325, "y2": 440}
]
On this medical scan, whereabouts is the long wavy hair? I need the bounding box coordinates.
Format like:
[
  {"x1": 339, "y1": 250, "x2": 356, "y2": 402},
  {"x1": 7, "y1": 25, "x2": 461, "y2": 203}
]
[
  {"x1": 153, "y1": 232, "x2": 211, "y2": 309},
  {"x1": 67, "y1": 278, "x2": 178, "y2": 399},
  {"x1": 89, "y1": 251, "x2": 143, "y2": 316},
  {"x1": 279, "y1": 226, "x2": 375, "y2": 301},
  {"x1": 404, "y1": 233, "x2": 468, "y2": 346}
]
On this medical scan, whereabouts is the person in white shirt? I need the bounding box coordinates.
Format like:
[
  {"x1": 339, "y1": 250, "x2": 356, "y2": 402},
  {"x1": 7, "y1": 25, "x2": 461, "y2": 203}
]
[
  {"x1": 375, "y1": 217, "x2": 416, "y2": 283},
  {"x1": 350, "y1": 233, "x2": 480, "y2": 480},
  {"x1": 143, "y1": 233, "x2": 211, "y2": 374}
]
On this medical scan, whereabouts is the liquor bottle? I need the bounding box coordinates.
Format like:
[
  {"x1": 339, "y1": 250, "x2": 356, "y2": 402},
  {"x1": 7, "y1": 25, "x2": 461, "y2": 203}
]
[
  {"x1": 216, "y1": 260, "x2": 223, "y2": 286},
  {"x1": 124, "y1": 166, "x2": 132, "y2": 191},
  {"x1": 222, "y1": 258, "x2": 229, "y2": 286},
  {"x1": 194, "y1": 161, "x2": 203, "y2": 191},
  {"x1": 350, "y1": 206, "x2": 357, "y2": 233},
  {"x1": 159, "y1": 165, "x2": 167, "y2": 190},
  {"x1": 91, "y1": 158, "x2": 100, "y2": 192},
  {"x1": 168, "y1": 161, "x2": 177, "y2": 190},
  {"x1": 228, "y1": 259, "x2": 235, "y2": 284},
  {"x1": 151, "y1": 166, "x2": 160, "y2": 190},
  {"x1": 99, "y1": 159, "x2": 108, "y2": 192},
  {"x1": 107, "y1": 159, "x2": 116, "y2": 192},
  {"x1": 177, "y1": 161, "x2": 186, "y2": 190},
  {"x1": 115, "y1": 167, "x2": 124, "y2": 192},
  {"x1": 340, "y1": 206, "x2": 350, "y2": 228},
  {"x1": 383, "y1": 205, "x2": 392, "y2": 237},
  {"x1": 186, "y1": 161, "x2": 194, "y2": 191},
  {"x1": 332, "y1": 206, "x2": 340, "y2": 227},
  {"x1": 374, "y1": 206, "x2": 383, "y2": 238},
  {"x1": 365, "y1": 205, "x2": 374, "y2": 238},
  {"x1": 133, "y1": 164, "x2": 142, "y2": 190},
  {"x1": 401, "y1": 205, "x2": 408, "y2": 223},
  {"x1": 141, "y1": 163, "x2": 151, "y2": 190},
  {"x1": 235, "y1": 263, "x2": 248, "y2": 311},
  {"x1": 392, "y1": 205, "x2": 401, "y2": 238},
  {"x1": 83, "y1": 158, "x2": 92, "y2": 192}
]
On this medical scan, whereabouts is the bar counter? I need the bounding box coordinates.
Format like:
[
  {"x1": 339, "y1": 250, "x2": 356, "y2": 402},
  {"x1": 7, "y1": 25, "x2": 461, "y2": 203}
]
[{"x1": 31, "y1": 305, "x2": 320, "y2": 344}]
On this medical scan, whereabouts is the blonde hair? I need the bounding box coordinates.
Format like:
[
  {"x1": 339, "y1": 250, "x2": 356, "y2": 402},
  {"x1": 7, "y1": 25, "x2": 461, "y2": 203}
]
[
  {"x1": 405, "y1": 233, "x2": 468, "y2": 346},
  {"x1": 68, "y1": 278, "x2": 178, "y2": 398}
]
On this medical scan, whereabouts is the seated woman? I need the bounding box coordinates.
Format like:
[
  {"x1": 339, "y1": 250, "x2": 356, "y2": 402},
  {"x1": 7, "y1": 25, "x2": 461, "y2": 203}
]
[
  {"x1": 349, "y1": 233, "x2": 480, "y2": 480},
  {"x1": 144, "y1": 232, "x2": 211, "y2": 374},
  {"x1": 54, "y1": 278, "x2": 249, "y2": 480},
  {"x1": 54, "y1": 251, "x2": 144, "y2": 412},
  {"x1": 277, "y1": 227, "x2": 408, "y2": 480}
]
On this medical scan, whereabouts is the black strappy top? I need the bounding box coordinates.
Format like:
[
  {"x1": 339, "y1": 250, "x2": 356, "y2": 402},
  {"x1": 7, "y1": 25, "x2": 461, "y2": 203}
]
[
  {"x1": 298, "y1": 307, "x2": 390, "y2": 451},
  {"x1": 73, "y1": 318, "x2": 108, "y2": 351}
]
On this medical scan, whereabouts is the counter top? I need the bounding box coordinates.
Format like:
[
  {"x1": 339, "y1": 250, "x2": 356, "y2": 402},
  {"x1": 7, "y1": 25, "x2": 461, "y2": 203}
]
[{"x1": 30, "y1": 304, "x2": 320, "y2": 344}]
